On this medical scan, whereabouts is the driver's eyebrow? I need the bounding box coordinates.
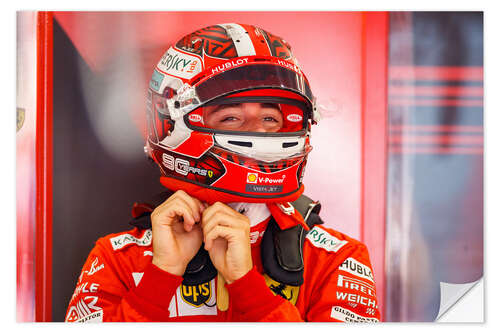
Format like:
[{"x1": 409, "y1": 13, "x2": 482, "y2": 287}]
[
  {"x1": 261, "y1": 103, "x2": 281, "y2": 111},
  {"x1": 210, "y1": 103, "x2": 242, "y2": 114},
  {"x1": 210, "y1": 102, "x2": 281, "y2": 114}
]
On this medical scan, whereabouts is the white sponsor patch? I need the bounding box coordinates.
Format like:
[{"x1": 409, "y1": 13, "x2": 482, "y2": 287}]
[
  {"x1": 157, "y1": 47, "x2": 202, "y2": 80},
  {"x1": 110, "y1": 229, "x2": 152, "y2": 250},
  {"x1": 330, "y1": 306, "x2": 379, "y2": 322},
  {"x1": 77, "y1": 310, "x2": 103, "y2": 323},
  {"x1": 306, "y1": 226, "x2": 348, "y2": 252},
  {"x1": 339, "y1": 257, "x2": 374, "y2": 283},
  {"x1": 168, "y1": 279, "x2": 217, "y2": 317}
]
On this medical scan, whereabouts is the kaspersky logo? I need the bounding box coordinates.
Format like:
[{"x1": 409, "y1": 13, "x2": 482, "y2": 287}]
[{"x1": 246, "y1": 172, "x2": 285, "y2": 185}]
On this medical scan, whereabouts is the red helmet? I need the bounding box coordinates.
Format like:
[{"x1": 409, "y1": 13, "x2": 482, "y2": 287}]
[{"x1": 145, "y1": 23, "x2": 320, "y2": 204}]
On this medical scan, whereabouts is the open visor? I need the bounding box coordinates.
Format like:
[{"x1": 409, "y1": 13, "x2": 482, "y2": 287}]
[{"x1": 185, "y1": 93, "x2": 309, "y2": 134}]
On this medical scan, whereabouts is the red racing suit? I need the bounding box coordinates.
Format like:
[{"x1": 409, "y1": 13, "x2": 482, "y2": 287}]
[{"x1": 66, "y1": 205, "x2": 381, "y2": 322}]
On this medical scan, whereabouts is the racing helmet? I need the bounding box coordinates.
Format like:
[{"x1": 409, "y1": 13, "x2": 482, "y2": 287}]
[{"x1": 145, "y1": 23, "x2": 321, "y2": 203}]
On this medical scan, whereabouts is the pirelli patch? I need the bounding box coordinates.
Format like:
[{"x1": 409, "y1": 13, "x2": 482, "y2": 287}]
[{"x1": 110, "y1": 229, "x2": 152, "y2": 251}]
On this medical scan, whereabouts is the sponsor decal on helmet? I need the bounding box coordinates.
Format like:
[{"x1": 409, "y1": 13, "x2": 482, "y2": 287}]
[
  {"x1": 188, "y1": 113, "x2": 203, "y2": 122},
  {"x1": 157, "y1": 47, "x2": 202, "y2": 79},
  {"x1": 246, "y1": 173, "x2": 286, "y2": 185},
  {"x1": 330, "y1": 306, "x2": 379, "y2": 322},
  {"x1": 244, "y1": 173, "x2": 286, "y2": 193},
  {"x1": 306, "y1": 226, "x2": 348, "y2": 253},
  {"x1": 287, "y1": 114, "x2": 303, "y2": 122},
  {"x1": 180, "y1": 282, "x2": 212, "y2": 307},
  {"x1": 162, "y1": 153, "x2": 209, "y2": 177},
  {"x1": 276, "y1": 58, "x2": 301, "y2": 74},
  {"x1": 246, "y1": 172, "x2": 258, "y2": 184},
  {"x1": 211, "y1": 57, "x2": 249, "y2": 75},
  {"x1": 245, "y1": 184, "x2": 283, "y2": 193},
  {"x1": 149, "y1": 69, "x2": 165, "y2": 92}
]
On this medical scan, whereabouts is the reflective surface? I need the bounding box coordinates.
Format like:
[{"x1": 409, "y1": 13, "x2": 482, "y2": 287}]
[{"x1": 385, "y1": 12, "x2": 483, "y2": 322}]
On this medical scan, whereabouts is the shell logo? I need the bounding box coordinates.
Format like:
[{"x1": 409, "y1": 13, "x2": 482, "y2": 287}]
[{"x1": 247, "y1": 173, "x2": 258, "y2": 184}]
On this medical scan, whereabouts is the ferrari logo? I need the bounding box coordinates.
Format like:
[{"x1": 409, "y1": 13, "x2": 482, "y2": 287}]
[
  {"x1": 17, "y1": 107, "x2": 25, "y2": 132},
  {"x1": 264, "y1": 274, "x2": 300, "y2": 305}
]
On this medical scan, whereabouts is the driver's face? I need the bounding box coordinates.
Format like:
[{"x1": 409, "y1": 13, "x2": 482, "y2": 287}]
[{"x1": 202, "y1": 102, "x2": 283, "y2": 132}]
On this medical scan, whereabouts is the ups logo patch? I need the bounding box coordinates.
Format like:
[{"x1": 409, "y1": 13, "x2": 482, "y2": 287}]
[
  {"x1": 180, "y1": 282, "x2": 212, "y2": 307},
  {"x1": 264, "y1": 274, "x2": 300, "y2": 305}
]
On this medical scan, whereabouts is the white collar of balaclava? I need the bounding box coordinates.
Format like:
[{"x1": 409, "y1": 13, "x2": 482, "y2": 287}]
[{"x1": 227, "y1": 202, "x2": 271, "y2": 227}]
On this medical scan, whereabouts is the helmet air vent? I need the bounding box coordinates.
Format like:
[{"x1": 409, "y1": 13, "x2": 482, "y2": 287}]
[
  {"x1": 282, "y1": 142, "x2": 298, "y2": 148},
  {"x1": 228, "y1": 140, "x2": 253, "y2": 147}
]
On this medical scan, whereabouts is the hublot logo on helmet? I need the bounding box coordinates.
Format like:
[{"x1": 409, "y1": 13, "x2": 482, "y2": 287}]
[{"x1": 211, "y1": 58, "x2": 249, "y2": 75}]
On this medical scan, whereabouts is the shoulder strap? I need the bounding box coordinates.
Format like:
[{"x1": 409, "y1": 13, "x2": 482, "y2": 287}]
[
  {"x1": 290, "y1": 194, "x2": 323, "y2": 228},
  {"x1": 261, "y1": 195, "x2": 323, "y2": 287}
]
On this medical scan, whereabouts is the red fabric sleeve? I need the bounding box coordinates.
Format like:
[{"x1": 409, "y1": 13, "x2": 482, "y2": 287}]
[
  {"x1": 226, "y1": 267, "x2": 304, "y2": 322},
  {"x1": 65, "y1": 241, "x2": 182, "y2": 322}
]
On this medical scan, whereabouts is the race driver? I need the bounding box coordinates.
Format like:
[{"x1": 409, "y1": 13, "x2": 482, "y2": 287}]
[{"x1": 66, "y1": 23, "x2": 381, "y2": 322}]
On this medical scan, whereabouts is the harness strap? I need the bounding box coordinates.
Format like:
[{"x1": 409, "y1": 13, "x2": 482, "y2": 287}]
[{"x1": 260, "y1": 194, "x2": 323, "y2": 287}]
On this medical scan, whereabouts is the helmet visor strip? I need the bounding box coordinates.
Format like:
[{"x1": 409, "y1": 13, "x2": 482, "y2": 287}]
[{"x1": 184, "y1": 95, "x2": 308, "y2": 135}]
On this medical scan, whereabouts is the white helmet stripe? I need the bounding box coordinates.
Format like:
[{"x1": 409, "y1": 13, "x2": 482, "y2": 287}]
[
  {"x1": 214, "y1": 134, "x2": 305, "y2": 163},
  {"x1": 219, "y1": 23, "x2": 256, "y2": 57}
]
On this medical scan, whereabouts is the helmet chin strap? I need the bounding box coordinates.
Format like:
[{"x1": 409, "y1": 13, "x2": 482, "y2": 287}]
[{"x1": 159, "y1": 176, "x2": 304, "y2": 205}]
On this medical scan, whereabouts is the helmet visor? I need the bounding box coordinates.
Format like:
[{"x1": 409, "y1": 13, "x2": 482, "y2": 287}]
[{"x1": 193, "y1": 63, "x2": 314, "y2": 107}]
